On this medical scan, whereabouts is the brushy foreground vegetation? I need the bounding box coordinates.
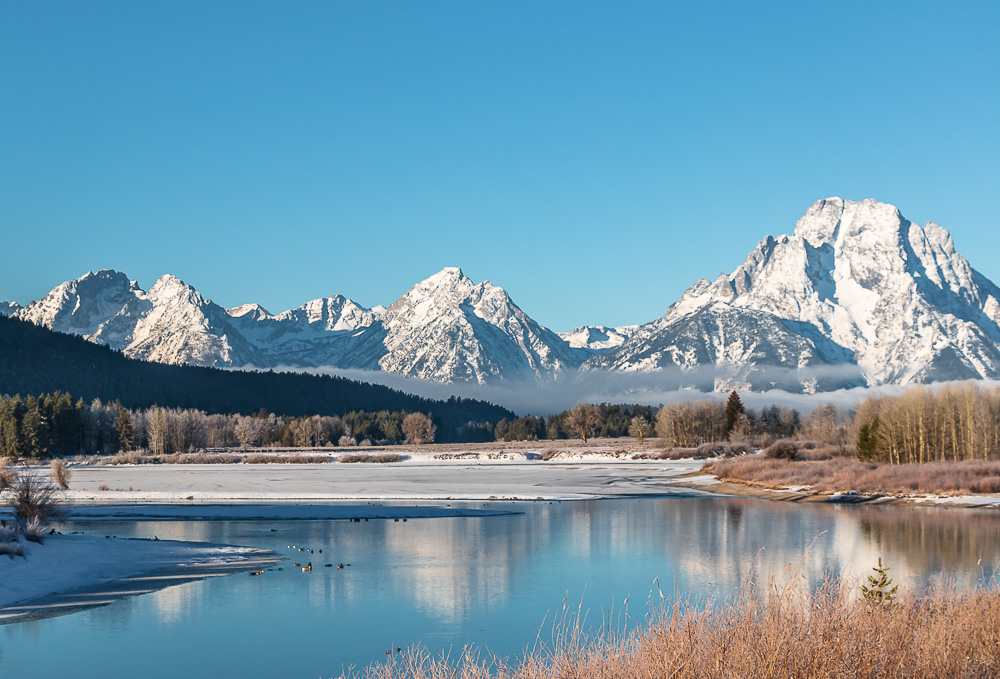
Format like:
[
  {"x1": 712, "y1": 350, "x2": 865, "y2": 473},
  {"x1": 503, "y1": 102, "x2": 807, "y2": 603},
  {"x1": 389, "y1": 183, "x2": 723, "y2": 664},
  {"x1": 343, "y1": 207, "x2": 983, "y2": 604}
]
[
  {"x1": 356, "y1": 581, "x2": 1000, "y2": 679},
  {"x1": 707, "y1": 454, "x2": 1000, "y2": 495}
]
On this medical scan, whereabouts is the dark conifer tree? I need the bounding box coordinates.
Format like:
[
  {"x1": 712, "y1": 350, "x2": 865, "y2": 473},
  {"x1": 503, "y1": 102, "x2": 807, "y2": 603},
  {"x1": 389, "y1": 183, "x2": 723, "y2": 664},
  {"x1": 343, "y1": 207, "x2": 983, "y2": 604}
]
[
  {"x1": 115, "y1": 407, "x2": 134, "y2": 452},
  {"x1": 724, "y1": 390, "x2": 745, "y2": 435}
]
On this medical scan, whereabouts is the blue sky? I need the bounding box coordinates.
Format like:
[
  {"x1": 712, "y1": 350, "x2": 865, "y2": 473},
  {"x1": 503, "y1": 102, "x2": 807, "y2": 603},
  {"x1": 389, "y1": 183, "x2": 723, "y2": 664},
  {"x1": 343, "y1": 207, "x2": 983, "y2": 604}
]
[{"x1": 2, "y1": 1, "x2": 997, "y2": 330}]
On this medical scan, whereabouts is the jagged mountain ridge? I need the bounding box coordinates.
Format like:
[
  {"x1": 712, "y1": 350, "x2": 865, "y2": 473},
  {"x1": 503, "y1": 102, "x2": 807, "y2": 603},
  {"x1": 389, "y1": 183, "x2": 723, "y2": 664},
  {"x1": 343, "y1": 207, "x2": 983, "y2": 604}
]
[
  {"x1": 585, "y1": 197, "x2": 1000, "y2": 391},
  {"x1": 6, "y1": 266, "x2": 586, "y2": 384},
  {"x1": 6, "y1": 197, "x2": 1000, "y2": 391},
  {"x1": 558, "y1": 325, "x2": 637, "y2": 352}
]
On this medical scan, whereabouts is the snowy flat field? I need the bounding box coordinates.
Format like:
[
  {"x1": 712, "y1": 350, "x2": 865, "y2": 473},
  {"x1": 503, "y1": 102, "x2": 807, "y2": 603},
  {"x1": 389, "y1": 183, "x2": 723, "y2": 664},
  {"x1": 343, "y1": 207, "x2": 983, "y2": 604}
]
[{"x1": 61, "y1": 453, "x2": 709, "y2": 503}]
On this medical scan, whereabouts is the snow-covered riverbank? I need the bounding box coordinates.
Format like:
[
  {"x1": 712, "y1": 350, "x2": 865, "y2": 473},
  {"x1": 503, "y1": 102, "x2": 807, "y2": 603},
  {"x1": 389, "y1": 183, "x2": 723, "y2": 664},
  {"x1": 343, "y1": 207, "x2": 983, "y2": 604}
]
[
  {"x1": 59, "y1": 454, "x2": 710, "y2": 503},
  {"x1": 0, "y1": 534, "x2": 275, "y2": 623}
]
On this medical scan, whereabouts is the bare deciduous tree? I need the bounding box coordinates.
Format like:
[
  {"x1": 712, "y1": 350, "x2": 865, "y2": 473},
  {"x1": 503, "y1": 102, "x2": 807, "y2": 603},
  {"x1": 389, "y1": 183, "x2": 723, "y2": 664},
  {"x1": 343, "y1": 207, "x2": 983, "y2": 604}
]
[
  {"x1": 566, "y1": 403, "x2": 600, "y2": 443},
  {"x1": 655, "y1": 400, "x2": 726, "y2": 447},
  {"x1": 629, "y1": 415, "x2": 652, "y2": 446},
  {"x1": 234, "y1": 416, "x2": 258, "y2": 452},
  {"x1": 402, "y1": 413, "x2": 436, "y2": 445},
  {"x1": 146, "y1": 407, "x2": 168, "y2": 456}
]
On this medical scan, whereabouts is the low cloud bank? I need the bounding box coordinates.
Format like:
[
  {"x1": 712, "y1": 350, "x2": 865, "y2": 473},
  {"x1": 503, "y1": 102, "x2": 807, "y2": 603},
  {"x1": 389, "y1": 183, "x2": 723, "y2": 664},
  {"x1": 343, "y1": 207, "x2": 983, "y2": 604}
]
[{"x1": 256, "y1": 363, "x2": 990, "y2": 416}]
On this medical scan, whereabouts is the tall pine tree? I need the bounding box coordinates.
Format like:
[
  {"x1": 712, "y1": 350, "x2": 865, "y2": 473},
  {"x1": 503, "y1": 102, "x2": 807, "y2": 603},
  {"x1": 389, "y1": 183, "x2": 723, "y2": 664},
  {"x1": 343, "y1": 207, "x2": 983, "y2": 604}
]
[{"x1": 724, "y1": 390, "x2": 745, "y2": 438}]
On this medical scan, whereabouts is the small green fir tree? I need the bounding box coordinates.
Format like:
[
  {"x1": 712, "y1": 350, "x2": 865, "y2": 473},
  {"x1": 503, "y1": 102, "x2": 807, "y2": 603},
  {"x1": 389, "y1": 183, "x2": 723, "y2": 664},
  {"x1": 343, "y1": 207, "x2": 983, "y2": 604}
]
[{"x1": 861, "y1": 557, "x2": 899, "y2": 606}]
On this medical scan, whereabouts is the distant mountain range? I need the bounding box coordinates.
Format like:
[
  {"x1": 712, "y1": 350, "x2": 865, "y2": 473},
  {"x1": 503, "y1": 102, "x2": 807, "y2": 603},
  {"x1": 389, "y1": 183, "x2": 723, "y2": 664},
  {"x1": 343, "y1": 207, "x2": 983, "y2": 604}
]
[
  {"x1": 7, "y1": 197, "x2": 1000, "y2": 393},
  {"x1": 0, "y1": 314, "x2": 514, "y2": 435}
]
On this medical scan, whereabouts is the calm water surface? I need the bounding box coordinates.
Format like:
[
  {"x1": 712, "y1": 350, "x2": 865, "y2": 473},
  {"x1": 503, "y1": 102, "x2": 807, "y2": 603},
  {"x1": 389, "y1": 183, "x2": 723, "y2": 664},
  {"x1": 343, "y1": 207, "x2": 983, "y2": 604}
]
[{"x1": 1, "y1": 497, "x2": 998, "y2": 678}]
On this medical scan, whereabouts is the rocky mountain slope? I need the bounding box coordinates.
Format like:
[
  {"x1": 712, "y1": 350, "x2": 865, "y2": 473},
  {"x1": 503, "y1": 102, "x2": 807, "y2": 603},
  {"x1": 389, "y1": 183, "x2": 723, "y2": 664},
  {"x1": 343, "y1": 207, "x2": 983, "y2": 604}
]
[
  {"x1": 6, "y1": 198, "x2": 1000, "y2": 391},
  {"x1": 5, "y1": 267, "x2": 583, "y2": 383},
  {"x1": 585, "y1": 197, "x2": 1000, "y2": 391},
  {"x1": 558, "y1": 325, "x2": 637, "y2": 352}
]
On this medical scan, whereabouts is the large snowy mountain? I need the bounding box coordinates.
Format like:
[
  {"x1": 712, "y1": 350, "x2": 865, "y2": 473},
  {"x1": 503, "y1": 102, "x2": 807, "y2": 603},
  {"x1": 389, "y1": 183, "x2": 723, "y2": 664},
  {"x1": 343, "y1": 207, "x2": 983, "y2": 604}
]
[
  {"x1": 6, "y1": 198, "x2": 1000, "y2": 391},
  {"x1": 371, "y1": 267, "x2": 581, "y2": 382},
  {"x1": 585, "y1": 197, "x2": 1000, "y2": 391}
]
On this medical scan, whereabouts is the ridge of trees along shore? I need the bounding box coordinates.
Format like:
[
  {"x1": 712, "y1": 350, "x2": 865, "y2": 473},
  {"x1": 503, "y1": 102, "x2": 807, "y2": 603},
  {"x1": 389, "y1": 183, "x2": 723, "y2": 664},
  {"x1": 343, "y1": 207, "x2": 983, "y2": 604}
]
[{"x1": 4, "y1": 382, "x2": 999, "y2": 462}]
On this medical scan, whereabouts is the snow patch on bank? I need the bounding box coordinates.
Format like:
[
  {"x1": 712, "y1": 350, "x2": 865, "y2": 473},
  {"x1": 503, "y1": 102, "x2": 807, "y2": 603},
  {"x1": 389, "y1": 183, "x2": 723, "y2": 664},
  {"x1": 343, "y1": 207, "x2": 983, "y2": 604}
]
[{"x1": 0, "y1": 534, "x2": 270, "y2": 614}]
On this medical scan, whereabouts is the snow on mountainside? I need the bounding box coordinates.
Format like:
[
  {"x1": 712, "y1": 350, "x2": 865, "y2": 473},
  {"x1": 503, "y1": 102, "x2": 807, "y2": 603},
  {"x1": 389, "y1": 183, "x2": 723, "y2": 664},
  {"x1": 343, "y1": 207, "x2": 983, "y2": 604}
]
[
  {"x1": 6, "y1": 198, "x2": 1000, "y2": 390},
  {"x1": 6, "y1": 267, "x2": 582, "y2": 383},
  {"x1": 0, "y1": 301, "x2": 21, "y2": 316},
  {"x1": 588, "y1": 197, "x2": 1000, "y2": 390},
  {"x1": 230, "y1": 294, "x2": 385, "y2": 369},
  {"x1": 227, "y1": 303, "x2": 272, "y2": 321},
  {"x1": 374, "y1": 267, "x2": 582, "y2": 383},
  {"x1": 559, "y1": 325, "x2": 637, "y2": 352},
  {"x1": 13, "y1": 270, "x2": 264, "y2": 367}
]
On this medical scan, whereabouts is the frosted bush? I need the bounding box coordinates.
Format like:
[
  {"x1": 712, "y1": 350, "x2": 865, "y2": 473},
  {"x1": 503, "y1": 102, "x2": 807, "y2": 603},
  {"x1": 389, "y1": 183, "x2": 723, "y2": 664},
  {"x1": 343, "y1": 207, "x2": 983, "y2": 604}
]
[
  {"x1": 0, "y1": 524, "x2": 19, "y2": 543},
  {"x1": 0, "y1": 541, "x2": 25, "y2": 559},
  {"x1": 22, "y1": 516, "x2": 46, "y2": 544}
]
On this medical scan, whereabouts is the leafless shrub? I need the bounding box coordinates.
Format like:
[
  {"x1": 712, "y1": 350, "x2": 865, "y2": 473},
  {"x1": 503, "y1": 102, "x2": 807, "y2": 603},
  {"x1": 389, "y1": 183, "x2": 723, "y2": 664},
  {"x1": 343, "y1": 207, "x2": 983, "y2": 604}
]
[
  {"x1": 5, "y1": 471, "x2": 64, "y2": 528},
  {"x1": 242, "y1": 453, "x2": 330, "y2": 464},
  {"x1": 0, "y1": 525, "x2": 18, "y2": 543},
  {"x1": 0, "y1": 541, "x2": 25, "y2": 559},
  {"x1": 433, "y1": 453, "x2": 480, "y2": 460},
  {"x1": 97, "y1": 483, "x2": 110, "y2": 491},
  {"x1": 764, "y1": 439, "x2": 799, "y2": 460},
  {"x1": 160, "y1": 452, "x2": 240, "y2": 464},
  {"x1": 50, "y1": 459, "x2": 71, "y2": 490},
  {"x1": 339, "y1": 436, "x2": 357, "y2": 447},
  {"x1": 695, "y1": 442, "x2": 754, "y2": 458},
  {"x1": 22, "y1": 517, "x2": 46, "y2": 544},
  {"x1": 110, "y1": 450, "x2": 148, "y2": 465},
  {"x1": 631, "y1": 449, "x2": 670, "y2": 460},
  {"x1": 337, "y1": 452, "x2": 402, "y2": 464},
  {"x1": 540, "y1": 449, "x2": 563, "y2": 461},
  {"x1": 796, "y1": 445, "x2": 846, "y2": 461}
]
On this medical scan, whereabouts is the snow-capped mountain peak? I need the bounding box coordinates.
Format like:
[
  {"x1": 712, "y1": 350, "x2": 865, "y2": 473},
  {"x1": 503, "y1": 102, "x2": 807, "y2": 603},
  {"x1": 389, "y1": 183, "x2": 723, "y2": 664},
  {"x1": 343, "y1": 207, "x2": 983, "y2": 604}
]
[
  {"x1": 15, "y1": 268, "x2": 142, "y2": 337},
  {"x1": 272, "y1": 295, "x2": 381, "y2": 333},
  {"x1": 376, "y1": 268, "x2": 581, "y2": 383},
  {"x1": 590, "y1": 197, "x2": 1000, "y2": 390},
  {"x1": 558, "y1": 325, "x2": 637, "y2": 352},
  {"x1": 228, "y1": 303, "x2": 273, "y2": 321}
]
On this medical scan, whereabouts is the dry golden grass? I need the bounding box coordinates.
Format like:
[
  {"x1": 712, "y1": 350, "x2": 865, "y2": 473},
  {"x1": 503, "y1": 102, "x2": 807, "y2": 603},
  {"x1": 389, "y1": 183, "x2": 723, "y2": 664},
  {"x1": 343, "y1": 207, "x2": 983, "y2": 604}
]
[
  {"x1": 50, "y1": 459, "x2": 71, "y2": 489},
  {"x1": 706, "y1": 454, "x2": 1000, "y2": 495},
  {"x1": 355, "y1": 581, "x2": 1000, "y2": 679}
]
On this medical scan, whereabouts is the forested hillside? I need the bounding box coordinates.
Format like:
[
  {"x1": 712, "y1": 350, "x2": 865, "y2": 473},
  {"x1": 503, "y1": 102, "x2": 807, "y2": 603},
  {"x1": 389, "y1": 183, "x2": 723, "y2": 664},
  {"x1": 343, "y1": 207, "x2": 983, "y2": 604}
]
[{"x1": 0, "y1": 315, "x2": 512, "y2": 441}]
